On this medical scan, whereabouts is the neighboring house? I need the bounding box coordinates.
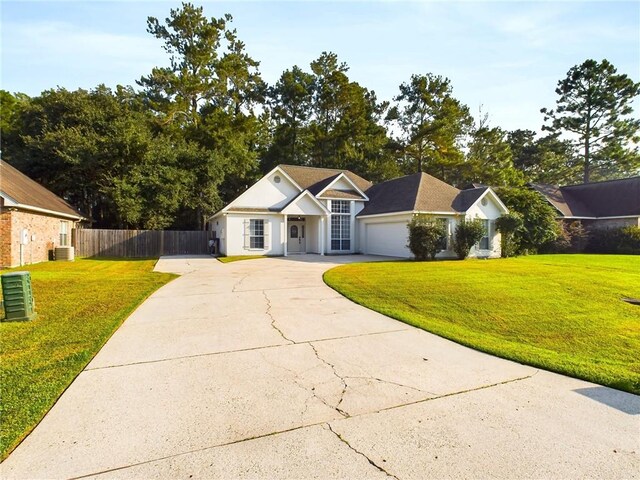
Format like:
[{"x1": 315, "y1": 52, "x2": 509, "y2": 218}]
[
  {"x1": 531, "y1": 176, "x2": 640, "y2": 229},
  {"x1": 209, "y1": 164, "x2": 508, "y2": 258},
  {"x1": 0, "y1": 160, "x2": 85, "y2": 268}
]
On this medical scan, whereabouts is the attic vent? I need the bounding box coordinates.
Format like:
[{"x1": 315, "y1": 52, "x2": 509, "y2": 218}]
[
  {"x1": 274, "y1": 175, "x2": 281, "y2": 184},
  {"x1": 481, "y1": 198, "x2": 488, "y2": 206}
]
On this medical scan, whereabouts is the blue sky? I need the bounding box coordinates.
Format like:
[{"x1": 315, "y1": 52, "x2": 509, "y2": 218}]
[{"x1": 2, "y1": 1, "x2": 639, "y2": 132}]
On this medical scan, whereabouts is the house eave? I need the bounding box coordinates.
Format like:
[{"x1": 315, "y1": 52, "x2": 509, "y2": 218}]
[
  {"x1": 2, "y1": 202, "x2": 85, "y2": 221},
  {"x1": 561, "y1": 215, "x2": 640, "y2": 220},
  {"x1": 358, "y1": 210, "x2": 462, "y2": 219}
]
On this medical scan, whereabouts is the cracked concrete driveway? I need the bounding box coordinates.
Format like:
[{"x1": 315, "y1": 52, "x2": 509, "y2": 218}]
[{"x1": 2, "y1": 255, "x2": 638, "y2": 479}]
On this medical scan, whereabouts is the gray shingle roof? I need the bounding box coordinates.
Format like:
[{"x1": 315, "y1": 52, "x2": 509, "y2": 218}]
[
  {"x1": 532, "y1": 177, "x2": 640, "y2": 218},
  {"x1": 452, "y1": 187, "x2": 489, "y2": 212},
  {"x1": 0, "y1": 160, "x2": 84, "y2": 219},
  {"x1": 358, "y1": 172, "x2": 469, "y2": 217},
  {"x1": 278, "y1": 165, "x2": 372, "y2": 194}
]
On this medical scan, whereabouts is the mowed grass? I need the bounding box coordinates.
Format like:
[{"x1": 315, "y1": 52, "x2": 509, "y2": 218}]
[
  {"x1": 324, "y1": 255, "x2": 640, "y2": 394},
  {"x1": 0, "y1": 259, "x2": 176, "y2": 460},
  {"x1": 217, "y1": 255, "x2": 269, "y2": 263}
]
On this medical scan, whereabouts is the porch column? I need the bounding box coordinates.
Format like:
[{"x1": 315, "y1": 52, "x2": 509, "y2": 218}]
[
  {"x1": 350, "y1": 201, "x2": 356, "y2": 253},
  {"x1": 320, "y1": 216, "x2": 325, "y2": 255},
  {"x1": 283, "y1": 214, "x2": 288, "y2": 257}
]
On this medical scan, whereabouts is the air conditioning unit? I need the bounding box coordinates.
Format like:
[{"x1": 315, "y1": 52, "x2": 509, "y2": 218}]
[{"x1": 55, "y1": 246, "x2": 75, "y2": 261}]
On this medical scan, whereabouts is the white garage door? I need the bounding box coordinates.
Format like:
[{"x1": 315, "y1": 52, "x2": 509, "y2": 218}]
[{"x1": 365, "y1": 222, "x2": 410, "y2": 257}]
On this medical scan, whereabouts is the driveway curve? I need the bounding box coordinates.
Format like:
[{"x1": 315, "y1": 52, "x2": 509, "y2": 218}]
[{"x1": 2, "y1": 255, "x2": 638, "y2": 479}]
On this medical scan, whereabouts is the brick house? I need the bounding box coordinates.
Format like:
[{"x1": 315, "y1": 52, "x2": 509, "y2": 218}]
[{"x1": 1, "y1": 161, "x2": 85, "y2": 268}]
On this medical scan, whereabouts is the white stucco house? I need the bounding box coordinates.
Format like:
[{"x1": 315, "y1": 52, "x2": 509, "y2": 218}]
[{"x1": 209, "y1": 164, "x2": 508, "y2": 258}]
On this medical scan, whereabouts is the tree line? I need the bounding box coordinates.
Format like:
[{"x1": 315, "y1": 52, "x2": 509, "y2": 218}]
[{"x1": 1, "y1": 3, "x2": 638, "y2": 230}]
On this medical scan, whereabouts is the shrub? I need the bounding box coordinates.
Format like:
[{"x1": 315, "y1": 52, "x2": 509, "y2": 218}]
[
  {"x1": 453, "y1": 218, "x2": 485, "y2": 259},
  {"x1": 542, "y1": 221, "x2": 588, "y2": 253},
  {"x1": 586, "y1": 227, "x2": 624, "y2": 253},
  {"x1": 407, "y1": 215, "x2": 447, "y2": 261},
  {"x1": 586, "y1": 225, "x2": 640, "y2": 254},
  {"x1": 495, "y1": 212, "x2": 523, "y2": 257},
  {"x1": 496, "y1": 187, "x2": 558, "y2": 254},
  {"x1": 620, "y1": 226, "x2": 640, "y2": 254}
]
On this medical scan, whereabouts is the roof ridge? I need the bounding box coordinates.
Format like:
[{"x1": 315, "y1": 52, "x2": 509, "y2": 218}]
[
  {"x1": 413, "y1": 172, "x2": 426, "y2": 211},
  {"x1": 561, "y1": 176, "x2": 640, "y2": 189}
]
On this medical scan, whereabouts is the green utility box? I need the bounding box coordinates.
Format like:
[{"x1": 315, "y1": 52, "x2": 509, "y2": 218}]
[{"x1": 1, "y1": 271, "x2": 37, "y2": 322}]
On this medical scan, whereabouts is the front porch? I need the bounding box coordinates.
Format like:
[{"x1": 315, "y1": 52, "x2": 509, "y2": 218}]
[{"x1": 282, "y1": 214, "x2": 326, "y2": 257}]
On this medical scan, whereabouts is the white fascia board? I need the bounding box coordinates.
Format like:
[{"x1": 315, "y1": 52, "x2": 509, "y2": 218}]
[
  {"x1": 281, "y1": 190, "x2": 330, "y2": 215},
  {"x1": 357, "y1": 210, "x2": 415, "y2": 219},
  {"x1": 563, "y1": 215, "x2": 640, "y2": 220},
  {"x1": 218, "y1": 166, "x2": 303, "y2": 215},
  {"x1": 316, "y1": 172, "x2": 369, "y2": 201},
  {"x1": 472, "y1": 188, "x2": 509, "y2": 214},
  {"x1": 413, "y1": 210, "x2": 464, "y2": 216},
  {"x1": 273, "y1": 166, "x2": 303, "y2": 192},
  {"x1": 225, "y1": 211, "x2": 280, "y2": 216},
  {"x1": 0, "y1": 192, "x2": 18, "y2": 206},
  {"x1": 5, "y1": 202, "x2": 84, "y2": 221}
]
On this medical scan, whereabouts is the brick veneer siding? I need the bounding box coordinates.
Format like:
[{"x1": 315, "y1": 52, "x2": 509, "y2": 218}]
[
  {"x1": 578, "y1": 217, "x2": 640, "y2": 230},
  {"x1": 0, "y1": 210, "x2": 11, "y2": 268},
  {"x1": 0, "y1": 209, "x2": 73, "y2": 268}
]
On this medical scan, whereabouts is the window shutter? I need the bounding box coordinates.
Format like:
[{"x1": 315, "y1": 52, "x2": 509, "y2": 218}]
[
  {"x1": 243, "y1": 220, "x2": 250, "y2": 249},
  {"x1": 264, "y1": 220, "x2": 270, "y2": 250}
]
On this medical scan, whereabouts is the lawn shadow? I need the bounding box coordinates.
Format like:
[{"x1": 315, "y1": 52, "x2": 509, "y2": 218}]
[{"x1": 574, "y1": 387, "x2": 640, "y2": 415}]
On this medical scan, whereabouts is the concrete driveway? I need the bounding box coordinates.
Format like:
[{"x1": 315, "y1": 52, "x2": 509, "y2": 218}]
[{"x1": 2, "y1": 255, "x2": 638, "y2": 479}]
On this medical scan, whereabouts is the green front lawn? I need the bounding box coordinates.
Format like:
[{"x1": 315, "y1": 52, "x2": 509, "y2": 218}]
[
  {"x1": 0, "y1": 259, "x2": 176, "y2": 460},
  {"x1": 324, "y1": 255, "x2": 640, "y2": 394}
]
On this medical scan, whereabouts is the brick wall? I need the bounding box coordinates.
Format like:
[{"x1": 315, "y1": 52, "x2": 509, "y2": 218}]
[
  {"x1": 0, "y1": 209, "x2": 72, "y2": 268},
  {"x1": 0, "y1": 210, "x2": 12, "y2": 268},
  {"x1": 582, "y1": 217, "x2": 640, "y2": 230}
]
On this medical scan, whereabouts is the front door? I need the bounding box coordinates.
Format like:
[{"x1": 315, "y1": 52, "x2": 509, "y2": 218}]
[{"x1": 288, "y1": 222, "x2": 306, "y2": 253}]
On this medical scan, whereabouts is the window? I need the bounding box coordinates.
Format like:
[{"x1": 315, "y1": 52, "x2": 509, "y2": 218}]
[
  {"x1": 479, "y1": 219, "x2": 491, "y2": 250},
  {"x1": 436, "y1": 218, "x2": 448, "y2": 251},
  {"x1": 250, "y1": 219, "x2": 264, "y2": 249},
  {"x1": 331, "y1": 200, "x2": 350, "y2": 214},
  {"x1": 331, "y1": 215, "x2": 350, "y2": 251},
  {"x1": 290, "y1": 225, "x2": 298, "y2": 238},
  {"x1": 60, "y1": 221, "x2": 69, "y2": 246},
  {"x1": 330, "y1": 200, "x2": 351, "y2": 251}
]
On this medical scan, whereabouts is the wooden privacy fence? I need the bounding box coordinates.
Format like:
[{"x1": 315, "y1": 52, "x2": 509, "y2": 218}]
[{"x1": 75, "y1": 229, "x2": 210, "y2": 258}]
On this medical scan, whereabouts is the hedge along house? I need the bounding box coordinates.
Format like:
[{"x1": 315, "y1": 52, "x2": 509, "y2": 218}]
[
  {"x1": 0, "y1": 160, "x2": 85, "y2": 268},
  {"x1": 531, "y1": 176, "x2": 640, "y2": 229},
  {"x1": 209, "y1": 164, "x2": 508, "y2": 258}
]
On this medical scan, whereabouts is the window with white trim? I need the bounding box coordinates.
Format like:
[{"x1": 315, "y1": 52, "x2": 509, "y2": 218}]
[
  {"x1": 249, "y1": 219, "x2": 264, "y2": 249},
  {"x1": 479, "y1": 219, "x2": 491, "y2": 250},
  {"x1": 330, "y1": 200, "x2": 350, "y2": 251},
  {"x1": 60, "y1": 221, "x2": 69, "y2": 246},
  {"x1": 331, "y1": 200, "x2": 350, "y2": 214}
]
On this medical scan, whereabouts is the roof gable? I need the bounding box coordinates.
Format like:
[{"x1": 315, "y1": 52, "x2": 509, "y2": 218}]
[
  {"x1": 280, "y1": 190, "x2": 330, "y2": 216},
  {"x1": 315, "y1": 172, "x2": 368, "y2": 200},
  {"x1": 220, "y1": 166, "x2": 301, "y2": 214},
  {"x1": 0, "y1": 161, "x2": 84, "y2": 219},
  {"x1": 278, "y1": 164, "x2": 372, "y2": 194}
]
